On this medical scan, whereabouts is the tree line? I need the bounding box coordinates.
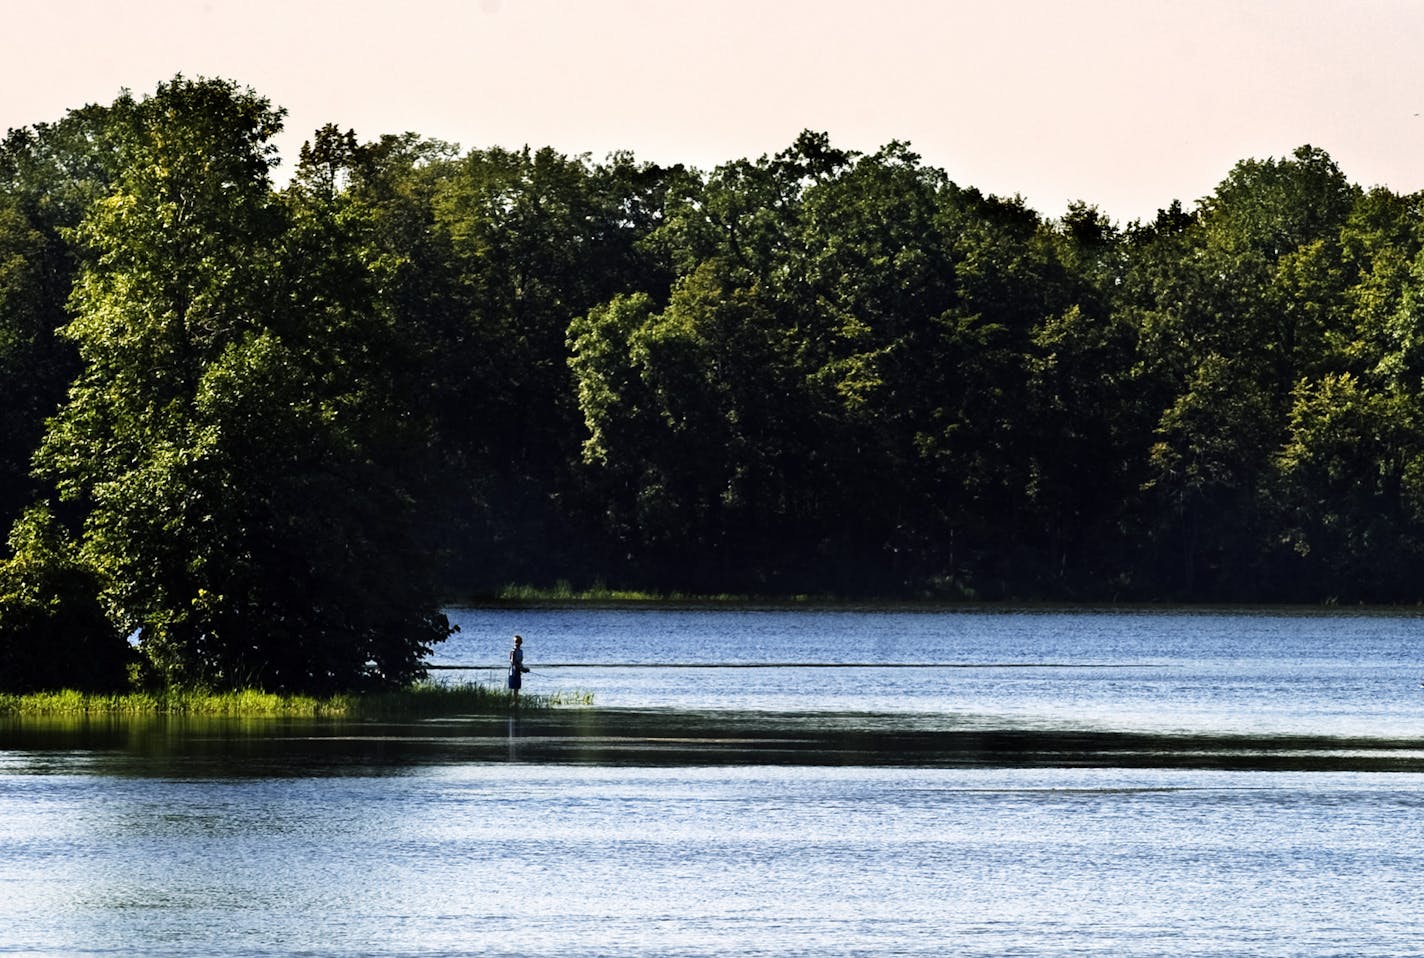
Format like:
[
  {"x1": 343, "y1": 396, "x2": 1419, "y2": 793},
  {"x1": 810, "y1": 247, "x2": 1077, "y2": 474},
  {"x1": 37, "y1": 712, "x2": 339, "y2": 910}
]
[{"x1": 3, "y1": 77, "x2": 1422, "y2": 691}]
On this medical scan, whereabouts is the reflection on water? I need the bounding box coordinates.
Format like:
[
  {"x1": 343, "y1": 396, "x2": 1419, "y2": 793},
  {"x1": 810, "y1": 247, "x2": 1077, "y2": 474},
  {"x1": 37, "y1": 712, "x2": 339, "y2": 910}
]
[
  {"x1": 2, "y1": 735, "x2": 1422, "y2": 957},
  {"x1": 4, "y1": 608, "x2": 1424, "y2": 956},
  {"x1": 4, "y1": 704, "x2": 1424, "y2": 776}
]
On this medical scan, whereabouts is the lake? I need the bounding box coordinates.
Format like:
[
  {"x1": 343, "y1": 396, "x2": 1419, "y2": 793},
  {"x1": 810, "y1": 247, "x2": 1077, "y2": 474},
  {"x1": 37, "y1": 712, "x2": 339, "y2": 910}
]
[{"x1": 3, "y1": 607, "x2": 1423, "y2": 956}]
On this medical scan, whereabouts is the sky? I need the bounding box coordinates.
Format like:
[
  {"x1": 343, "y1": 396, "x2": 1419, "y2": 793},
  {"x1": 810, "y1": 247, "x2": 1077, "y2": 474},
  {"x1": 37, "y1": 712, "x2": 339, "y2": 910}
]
[{"x1": 2, "y1": 0, "x2": 1421, "y2": 224}]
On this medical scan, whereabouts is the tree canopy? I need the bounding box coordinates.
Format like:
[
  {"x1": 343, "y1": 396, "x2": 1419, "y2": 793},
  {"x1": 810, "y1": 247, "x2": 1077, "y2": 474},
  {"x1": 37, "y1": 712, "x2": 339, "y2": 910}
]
[
  {"x1": 4, "y1": 77, "x2": 1424, "y2": 691},
  {"x1": 3, "y1": 77, "x2": 451, "y2": 693}
]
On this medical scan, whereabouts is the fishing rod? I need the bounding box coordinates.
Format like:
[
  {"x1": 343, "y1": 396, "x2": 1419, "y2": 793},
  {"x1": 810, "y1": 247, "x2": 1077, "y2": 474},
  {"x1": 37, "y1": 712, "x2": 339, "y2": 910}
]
[{"x1": 424, "y1": 663, "x2": 547, "y2": 675}]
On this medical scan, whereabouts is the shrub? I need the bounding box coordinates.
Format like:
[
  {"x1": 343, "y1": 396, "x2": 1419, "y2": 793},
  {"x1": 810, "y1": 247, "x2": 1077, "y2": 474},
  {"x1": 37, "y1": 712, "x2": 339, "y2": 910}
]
[{"x1": 0, "y1": 506, "x2": 129, "y2": 693}]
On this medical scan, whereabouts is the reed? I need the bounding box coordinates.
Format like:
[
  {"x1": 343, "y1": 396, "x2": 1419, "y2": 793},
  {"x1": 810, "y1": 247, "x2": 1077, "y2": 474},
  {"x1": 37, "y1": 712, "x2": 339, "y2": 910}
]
[
  {"x1": 345, "y1": 682, "x2": 590, "y2": 716},
  {"x1": 0, "y1": 682, "x2": 588, "y2": 717}
]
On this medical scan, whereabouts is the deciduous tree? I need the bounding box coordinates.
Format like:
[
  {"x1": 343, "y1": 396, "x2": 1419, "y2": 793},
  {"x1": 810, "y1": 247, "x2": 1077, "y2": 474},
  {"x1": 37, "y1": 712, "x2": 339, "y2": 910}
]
[{"x1": 29, "y1": 77, "x2": 450, "y2": 692}]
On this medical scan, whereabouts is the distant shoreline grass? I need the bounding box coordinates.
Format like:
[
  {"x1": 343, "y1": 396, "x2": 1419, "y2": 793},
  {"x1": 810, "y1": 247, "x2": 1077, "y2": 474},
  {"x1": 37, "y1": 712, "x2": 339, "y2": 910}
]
[
  {"x1": 470, "y1": 584, "x2": 1424, "y2": 613},
  {"x1": 0, "y1": 682, "x2": 590, "y2": 718},
  {"x1": 490, "y1": 581, "x2": 772, "y2": 604}
]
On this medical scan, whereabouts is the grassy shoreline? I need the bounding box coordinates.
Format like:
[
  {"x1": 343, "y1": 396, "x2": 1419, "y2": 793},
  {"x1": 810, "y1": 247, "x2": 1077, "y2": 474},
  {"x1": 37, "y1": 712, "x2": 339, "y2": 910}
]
[
  {"x1": 468, "y1": 583, "x2": 1424, "y2": 612},
  {"x1": 488, "y1": 582, "x2": 772, "y2": 604},
  {"x1": 0, "y1": 682, "x2": 588, "y2": 718}
]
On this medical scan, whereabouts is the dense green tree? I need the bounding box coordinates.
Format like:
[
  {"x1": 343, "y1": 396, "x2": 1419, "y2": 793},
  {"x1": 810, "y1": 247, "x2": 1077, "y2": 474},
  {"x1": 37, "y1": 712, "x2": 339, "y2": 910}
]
[
  {"x1": 7, "y1": 85, "x2": 1424, "y2": 615},
  {"x1": 572, "y1": 137, "x2": 1077, "y2": 593},
  {"x1": 299, "y1": 136, "x2": 684, "y2": 592},
  {"x1": 0, "y1": 107, "x2": 118, "y2": 532},
  {"x1": 0, "y1": 198, "x2": 55, "y2": 526},
  {"x1": 1022, "y1": 300, "x2": 1143, "y2": 591},
  {"x1": 28, "y1": 77, "x2": 449, "y2": 692},
  {"x1": 573, "y1": 137, "x2": 873, "y2": 588},
  {"x1": 1276, "y1": 373, "x2": 1424, "y2": 598},
  {"x1": 0, "y1": 504, "x2": 127, "y2": 693},
  {"x1": 1124, "y1": 148, "x2": 1361, "y2": 596}
]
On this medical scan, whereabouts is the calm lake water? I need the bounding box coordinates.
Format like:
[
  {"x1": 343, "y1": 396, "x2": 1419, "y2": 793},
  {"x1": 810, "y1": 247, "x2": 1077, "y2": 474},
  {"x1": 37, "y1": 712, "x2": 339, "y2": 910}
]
[{"x1": 3, "y1": 607, "x2": 1423, "y2": 957}]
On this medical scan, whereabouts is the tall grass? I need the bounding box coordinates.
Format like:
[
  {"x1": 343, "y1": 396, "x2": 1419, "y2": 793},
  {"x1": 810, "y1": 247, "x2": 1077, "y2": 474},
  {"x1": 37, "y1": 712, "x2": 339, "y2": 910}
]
[
  {"x1": 343, "y1": 682, "x2": 592, "y2": 716},
  {"x1": 0, "y1": 688, "x2": 344, "y2": 716},
  {"x1": 0, "y1": 682, "x2": 589, "y2": 718}
]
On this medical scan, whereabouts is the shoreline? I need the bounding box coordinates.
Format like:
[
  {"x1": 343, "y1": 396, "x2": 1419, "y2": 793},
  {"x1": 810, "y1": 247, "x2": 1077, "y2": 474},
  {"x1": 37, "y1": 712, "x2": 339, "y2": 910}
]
[
  {"x1": 0, "y1": 682, "x2": 586, "y2": 718},
  {"x1": 451, "y1": 592, "x2": 1424, "y2": 615}
]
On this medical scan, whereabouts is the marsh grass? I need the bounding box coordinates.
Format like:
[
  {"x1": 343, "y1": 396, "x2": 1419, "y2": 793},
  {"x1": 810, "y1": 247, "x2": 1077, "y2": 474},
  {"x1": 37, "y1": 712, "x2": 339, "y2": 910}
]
[
  {"x1": 349, "y1": 682, "x2": 592, "y2": 716},
  {"x1": 0, "y1": 688, "x2": 342, "y2": 717},
  {"x1": 0, "y1": 682, "x2": 589, "y2": 718}
]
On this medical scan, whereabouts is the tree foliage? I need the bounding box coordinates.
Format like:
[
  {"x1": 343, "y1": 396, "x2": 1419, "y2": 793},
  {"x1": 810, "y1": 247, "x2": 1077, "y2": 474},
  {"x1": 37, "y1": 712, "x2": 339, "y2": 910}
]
[
  {"x1": 0, "y1": 505, "x2": 127, "y2": 693},
  {"x1": 5, "y1": 77, "x2": 1424, "y2": 698},
  {"x1": 9, "y1": 77, "x2": 450, "y2": 693}
]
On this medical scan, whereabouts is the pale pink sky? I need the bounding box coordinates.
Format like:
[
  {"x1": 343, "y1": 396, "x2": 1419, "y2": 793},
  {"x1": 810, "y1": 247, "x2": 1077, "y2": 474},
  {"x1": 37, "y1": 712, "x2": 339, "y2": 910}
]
[{"x1": 3, "y1": 0, "x2": 1420, "y2": 223}]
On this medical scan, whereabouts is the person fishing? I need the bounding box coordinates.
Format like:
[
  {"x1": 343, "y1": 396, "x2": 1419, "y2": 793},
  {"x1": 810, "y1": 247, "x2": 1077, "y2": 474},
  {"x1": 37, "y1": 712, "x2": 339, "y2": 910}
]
[{"x1": 508, "y1": 634, "x2": 531, "y2": 705}]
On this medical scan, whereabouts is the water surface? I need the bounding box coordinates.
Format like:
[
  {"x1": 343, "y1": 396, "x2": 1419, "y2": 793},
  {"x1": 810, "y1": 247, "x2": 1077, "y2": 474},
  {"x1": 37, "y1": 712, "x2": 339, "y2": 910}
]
[
  {"x1": 3, "y1": 607, "x2": 1422, "y2": 957},
  {"x1": 441, "y1": 606, "x2": 1424, "y2": 737}
]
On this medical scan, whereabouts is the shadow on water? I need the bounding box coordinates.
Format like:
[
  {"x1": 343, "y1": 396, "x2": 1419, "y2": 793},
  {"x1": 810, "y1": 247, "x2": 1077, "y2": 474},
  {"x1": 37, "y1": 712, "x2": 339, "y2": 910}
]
[{"x1": 4, "y1": 708, "x2": 1424, "y2": 776}]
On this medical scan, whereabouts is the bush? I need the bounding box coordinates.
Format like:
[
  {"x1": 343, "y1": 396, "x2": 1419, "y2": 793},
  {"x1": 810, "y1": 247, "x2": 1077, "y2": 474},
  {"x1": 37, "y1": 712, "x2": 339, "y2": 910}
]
[{"x1": 0, "y1": 506, "x2": 130, "y2": 693}]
